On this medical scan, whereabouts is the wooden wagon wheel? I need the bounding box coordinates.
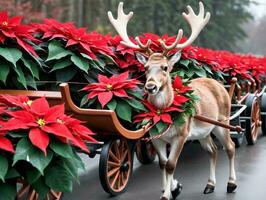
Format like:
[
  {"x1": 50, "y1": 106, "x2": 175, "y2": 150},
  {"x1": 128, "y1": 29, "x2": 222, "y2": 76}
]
[
  {"x1": 16, "y1": 180, "x2": 63, "y2": 200},
  {"x1": 245, "y1": 95, "x2": 261, "y2": 145},
  {"x1": 136, "y1": 140, "x2": 156, "y2": 164},
  {"x1": 99, "y1": 138, "x2": 133, "y2": 195},
  {"x1": 260, "y1": 93, "x2": 266, "y2": 135}
]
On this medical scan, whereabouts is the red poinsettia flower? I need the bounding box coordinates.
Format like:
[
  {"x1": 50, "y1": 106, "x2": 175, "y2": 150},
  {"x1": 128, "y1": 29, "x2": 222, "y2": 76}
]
[
  {"x1": 172, "y1": 76, "x2": 191, "y2": 106},
  {"x1": 0, "y1": 131, "x2": 14, "y2": 153},
  {"x1": 134, "y1": 100, "x2": 184, "y2": 125},
  {"x1": 82, "y1": 71, "x2": 140, "y2": 108},
  {"x1": 1, "y1": 97, "x2": 75, "y2": 155},
  {"x1": 0, "y1": 12, "x2": 38, "y2": 57},
  {"x1": 0, "y1": 94, "x2": 31, "y2": 110},
  {"x1": 57, "y1": 115, "x2": 97, "y2": 153}
]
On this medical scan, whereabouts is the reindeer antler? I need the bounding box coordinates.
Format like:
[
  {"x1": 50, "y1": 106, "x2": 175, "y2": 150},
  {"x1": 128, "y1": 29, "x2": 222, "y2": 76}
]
[
  {"x1": 108, "y1": 2, "x2": 153, "y2": 54},
  {"x1": 161, "y1": 2, "x2": 210, "y2": 55}
]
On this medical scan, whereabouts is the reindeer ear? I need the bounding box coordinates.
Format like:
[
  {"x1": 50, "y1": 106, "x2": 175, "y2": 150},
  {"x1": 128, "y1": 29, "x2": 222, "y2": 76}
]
[
  {"x1": 169, "y1": 51, "x2": 182, "y2": 68},
  {"x1": 136, "y1": 52, "x2": 148, "y2": 65}
]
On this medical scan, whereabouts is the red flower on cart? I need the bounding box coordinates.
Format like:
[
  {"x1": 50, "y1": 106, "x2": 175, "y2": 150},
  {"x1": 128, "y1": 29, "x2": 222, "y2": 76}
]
[
  {"x1": 82, "y1": 71, "x2": 140, "y2": 108},
  {"x1": 1, "y1": 97, "x2": 95, "y2": 154},
  {"x1": 0, "y1": 12, "x2": 38, "y2": 56}
]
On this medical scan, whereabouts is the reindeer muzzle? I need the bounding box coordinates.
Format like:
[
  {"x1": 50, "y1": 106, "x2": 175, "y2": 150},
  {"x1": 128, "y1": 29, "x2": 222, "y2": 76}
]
[{"x1": 145, "y1": 82, "x2": 158, "y2": 94}]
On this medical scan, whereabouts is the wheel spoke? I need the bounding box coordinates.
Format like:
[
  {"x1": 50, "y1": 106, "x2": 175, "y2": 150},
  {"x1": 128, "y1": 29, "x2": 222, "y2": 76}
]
[
  {"x1": 17, "y1": 184, "x2": 30, "y2": 198},
  {"x1": 110, "y1": 170, "x2": 120, "y2": 189},
  {"x1": 108, "y1": 167, "x2": 120, "y2": 177},
  {"x1": 121, "y1": 149, "x2": 129, "y2": 163},
  {"x1": 109, "y1": 149, "x2": 120, "y2": 163},
  {"x1": 108, "y1": 160, "x2": 120, "y2": 167},
  {"x1": 113, "y1": 141, "x2": 120, "y2": 160}
]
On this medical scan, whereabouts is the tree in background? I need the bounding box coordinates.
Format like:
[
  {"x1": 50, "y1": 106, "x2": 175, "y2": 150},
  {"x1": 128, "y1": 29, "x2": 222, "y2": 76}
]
[{"x1": 0, "y1": 0, "x2": 253, "y2": 51}]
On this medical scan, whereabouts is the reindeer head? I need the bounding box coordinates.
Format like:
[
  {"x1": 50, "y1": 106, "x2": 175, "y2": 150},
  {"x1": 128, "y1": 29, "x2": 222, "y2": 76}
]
[{"x1": 108, "y1": 2, "x2": 210, "y2": 96}]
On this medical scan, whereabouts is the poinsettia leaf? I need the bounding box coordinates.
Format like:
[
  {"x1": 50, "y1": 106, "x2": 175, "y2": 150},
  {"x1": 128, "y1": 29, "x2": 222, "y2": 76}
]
[
  {"x1": 0, "y1": 154, "x2": 8, "y2": 182},
  {"x1": 21, "y1": 57, "x2": 40, "y2": 79},
  {"x1": 127, "y1": 90, "x2": 143, "y2": 100},
  {"x1": 156, "y1": 121, "x2": 167, "y2": 133},
  {"x1": 5, "y1": 168, "x2": 20, "y2": 180},
  {"x1": 45, "y1": 165, "x2": 73, "y2": 193},
  {"x1": 26, "y1": 75, "x2": 37, "y2": 90},
  {"x1": 125, "y1": 99, "x2": 147, "y2": 111},
  {"x1": 25, "y1": 168, "x2": 42, "y2": 184},
  {"x1": 80, "y1": 53, "x2": 92, "y2": 60},
  {"x1": 13, "y1": 138, "x2": 53, "y2": 175},
  {"x1": 50, "y1": 59, "x2": 72, "y2": 72},
  {"x1": 179, "y1": 59, "x2": 190, "y2": 67},
  {"x1": 0, "y1": 182, "x2": 16, "y2": 200},
  {"x1": 32, "y1": 177, "x2": 50, "y2": 199},
  {"x1": 116, "y1": 101, "x2": 132, "y2": 122},
  {"x1": 59, "y1": 157, "x2": 79, "y2": 180},
  {"x1": 50, "y1": 141, "x2": 74, "y2": 159},
  {"x1": 0, "y1": 62, "x2": 11, "y2": 84},
  {"x1": 46, "y1": 41, "x2": 73, "y2": 61},
  {"x1": 107, "y1": 99, "x2": 117, "y2": 110},
  {"x1": 13, "y1": 66, "x2": 27, "y2": 88},
  {"x1": 94, "y1": 57, "x2": 106, "y2": 68},
  {"x1": 7, "y1": 131, "x2": 27, "y2": 138},
  {"x1": 56, "y1": 67, "x2": 77, "y2": 82},
  {"x1": 71, "y1": 54, "x2": 90, "y2": 73},
  {"x1": 0, "y1": 47, "x2": 22, "y2": 67},
  {"x1": 80, "y1": 95, "x2": 89, "y2": 107},
  {"x1": 149, "y1": 126, "x2": 159, "y2": 136}
]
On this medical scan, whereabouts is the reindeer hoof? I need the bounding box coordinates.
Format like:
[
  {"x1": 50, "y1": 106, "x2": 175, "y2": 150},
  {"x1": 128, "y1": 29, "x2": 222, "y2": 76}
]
[
  {"x1": 203, "y1": 184, "x2": 215, "y2": 194},
  {"x1": 171, "y1": 183, "x2": 182, "y2": 199},
  {"x1": 227, "y1": 182, "x2": 237, "y2": 193}
]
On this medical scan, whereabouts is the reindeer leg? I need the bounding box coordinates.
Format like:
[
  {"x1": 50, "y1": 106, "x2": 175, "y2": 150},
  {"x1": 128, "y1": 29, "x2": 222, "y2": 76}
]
[
  {"x1": 161, "y1": 135, "x2": 186, "y2": 200},
  {"x1": 199, "y1": 136, "x2": 217, "y2": 194},
  {"x1": 152, "y1": 139, "x2": 168, "y2": 194},
  {"x1": 213, "y1": 126, "x2": 237, "y2": 193}
]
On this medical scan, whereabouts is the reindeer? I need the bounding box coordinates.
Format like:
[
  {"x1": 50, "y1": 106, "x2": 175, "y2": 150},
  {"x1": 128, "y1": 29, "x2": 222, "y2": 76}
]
[{"x1": 108, "y1": 2, "x2": 237, "y2": 200}]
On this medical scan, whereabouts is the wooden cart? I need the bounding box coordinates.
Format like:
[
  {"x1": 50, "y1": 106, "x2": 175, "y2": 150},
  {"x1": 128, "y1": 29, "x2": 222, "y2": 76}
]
[{"x1": 0, "y1": 83, "x2": 156, "y2": 199}]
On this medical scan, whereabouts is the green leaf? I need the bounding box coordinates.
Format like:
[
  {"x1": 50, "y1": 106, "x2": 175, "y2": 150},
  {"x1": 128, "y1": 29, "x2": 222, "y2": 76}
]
[
  {"x1": 56, "y1": 67, "x2": 76, "y2": 82},
  {"x1": 0, "y1": 62, "x2": 10, "y2": 84},
  {"x1": 107, "y1": 99, "x2": 117, "y2": 110},
  {"x1": 26, "y1": 75, "x2": 37, "y2": 90},
  {"x1": 50, "y1": 59, "x2": 72, "y2": 72},
  {"x1": 127, "y1": 90, "x2": 143, "y2": 100},
  {"x1": 0, "y1": 183, "x2": 16, "y2": 200},
  {"x1": 125, "y1": 99, "x2": 146, "y2": 111},
  {"x1": 5, "y1": 168, "x2": 20, "y2": 180},
  {"x1": 32, "y1": 177, "x2": 50, "y2": 199},
  {"x1": 0, "y1": 154, "x2": 8, "y2": 182},
  {"x1": 71, "y1": 54, "x2": 89, "y2": 73},
  {"x1": 95, "y1": 57, "x2": 105, "y2": 68},
  {"x1": 179, "y1": 59, "x2": 190, "y2": 67},
  {"x1": 59, "y1": 157, "x2": 79, "y2": 180},
  {"x1": 46, "y1": 41, "x2": 73, "y2": 61},
  {"x1": 13, "y1": 66, "x2": 27, "y2": 88},
  {"x1": 0, "y1": 47, "x2": 22, "y2": 67},
  {"x1": 21, "y1": 57, "x2": 40, "y2": 79},
  {"x1": 7, "y1": 131, "x2": 27, "y2": 138},
  {"x1": 25, "y1": 168, "x2": 41, "y2": 184},
  {"x1": 80, "y1": 95, "x2": 89, "y2": 107},
  {"x1": 13, "y1": 138, "x2": 53, "y2": 174},
  {"x1": 116, "y1": 101, "x2": 132, "y2": 122},
  {"x1": 156, "y1": 121, "x2": 167, "y2": 133},
  {"x1": 149, "y1": 126, "x2": 159, "y2": 136},
  {"x1": 45, "y1": 165, "x2": 73, "y2": 193},
  {"x1": 80, "y1": 53, "x2": 92, "y2": 60},
  {"x1": 50, "y1": 141, "x2": 73, "y2": 159}
]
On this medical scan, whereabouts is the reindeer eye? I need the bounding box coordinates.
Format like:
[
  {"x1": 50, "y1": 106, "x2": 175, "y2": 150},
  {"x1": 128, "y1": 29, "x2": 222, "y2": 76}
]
[{"x1": 163, "y1": 66, "x2": 168, "y2": 71}]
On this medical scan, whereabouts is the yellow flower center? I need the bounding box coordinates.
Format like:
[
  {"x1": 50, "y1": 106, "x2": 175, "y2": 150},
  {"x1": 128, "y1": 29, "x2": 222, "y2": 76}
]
[
  {"x1": 37, "y1": 118, "x2": 45, "y2": 127},
  {"x1": 157, "y1": 109, "x2": 161, "y2": 115},
  {"x1": 2, "y1": 21, "x2": 8, "y2": 26},
  {"x1": 175, "y1": 88, "x2": 180, "y2": 94},
  {"x1": 106, "y1": 84, "x2": 113, "y2": 91},
  {"x1": 24, "y1": 100, "x2": 32, "y2": 107},
  {"x1": 57, "y1": 119, "x2": 64, "y2": 124}
]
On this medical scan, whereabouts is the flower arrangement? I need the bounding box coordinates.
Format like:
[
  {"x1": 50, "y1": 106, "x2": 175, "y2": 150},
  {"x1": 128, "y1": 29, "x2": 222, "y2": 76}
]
[{"x1": 0, "y1": 95, "x2": 96, "y2": 199}]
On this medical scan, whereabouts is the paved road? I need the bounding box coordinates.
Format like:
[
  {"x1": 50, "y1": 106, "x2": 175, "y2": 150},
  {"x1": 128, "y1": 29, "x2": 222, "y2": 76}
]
[{"x1": 65, "y1": 135, "x2": 266, "y2": 200}]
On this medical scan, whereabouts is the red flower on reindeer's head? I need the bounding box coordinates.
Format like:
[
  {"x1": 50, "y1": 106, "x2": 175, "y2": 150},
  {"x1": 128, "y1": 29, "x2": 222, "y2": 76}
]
[
  {"x1": 82, "y1": 71, "x2": 140, "y2": 108},
  {"x1": 172, "y1": 76, "x2": 191, "y2": 106},
  {"x1": 134, "y1": 100, "x2": 184, "y2": 125}
]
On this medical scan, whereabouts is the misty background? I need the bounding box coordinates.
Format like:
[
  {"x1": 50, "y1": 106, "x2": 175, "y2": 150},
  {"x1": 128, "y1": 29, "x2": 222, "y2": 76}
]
[{"x1": 1, "y1": 0, "x2": 265, "y2": 55}]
